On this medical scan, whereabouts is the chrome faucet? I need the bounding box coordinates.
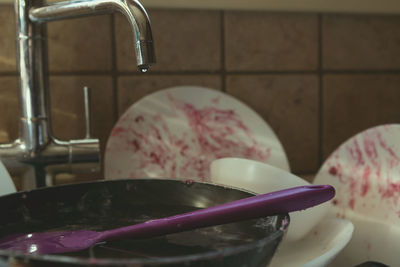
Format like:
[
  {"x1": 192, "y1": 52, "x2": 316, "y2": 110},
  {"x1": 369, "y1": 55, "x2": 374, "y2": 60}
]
[{"x1": 0, "y1": 0, "x2": 155, "y2": 189}]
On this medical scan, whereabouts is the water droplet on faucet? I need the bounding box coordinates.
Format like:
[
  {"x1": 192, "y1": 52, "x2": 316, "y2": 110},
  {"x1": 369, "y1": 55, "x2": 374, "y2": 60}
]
[{"x1": 138, "y1": 64, "x2": 149, "y2": 73}]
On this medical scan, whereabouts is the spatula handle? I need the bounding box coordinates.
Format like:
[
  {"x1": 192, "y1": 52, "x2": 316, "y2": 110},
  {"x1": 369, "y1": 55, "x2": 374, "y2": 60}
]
[{"x1": 103, "y1": 185, "x2": 335, "y2": 241}]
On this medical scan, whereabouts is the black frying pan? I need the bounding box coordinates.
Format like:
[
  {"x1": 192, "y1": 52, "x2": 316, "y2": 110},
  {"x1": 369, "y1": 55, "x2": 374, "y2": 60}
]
[{"x1": 0, "y1": 179, "x2": 288, "y2": 267}]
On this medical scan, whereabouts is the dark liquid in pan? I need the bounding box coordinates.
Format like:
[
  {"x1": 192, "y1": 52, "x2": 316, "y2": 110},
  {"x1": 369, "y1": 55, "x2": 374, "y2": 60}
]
[{"x1": 48, "y1": 205, "x2": 277, "y2": 259}]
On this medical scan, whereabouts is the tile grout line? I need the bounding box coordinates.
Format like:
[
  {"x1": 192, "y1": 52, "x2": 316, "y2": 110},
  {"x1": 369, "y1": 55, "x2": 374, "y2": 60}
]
[
  {"x1": 317, "y1": 14, "x2": 324, "y2": 170},
  {"x1": 110, "y1": 14, "x2": 119, "y2": 123},
  {"x1": 0, "y1": 72, "x2": 18, "y2": 76},
  {"x1": 12, "y1": 69, "x2": 400, "y2": 77},
  {"x1": 47, "y1": 71, "x2": 116, "y2": 76},
  {"x1": 220, "y1": 10, "x2": 227, "y2": 93},
  {"x1": 116, "y1": 70, "x2": 320, "y2": 75},
  {"x1": 321, "y1": 69, "x2": 400, "y2": 74}
]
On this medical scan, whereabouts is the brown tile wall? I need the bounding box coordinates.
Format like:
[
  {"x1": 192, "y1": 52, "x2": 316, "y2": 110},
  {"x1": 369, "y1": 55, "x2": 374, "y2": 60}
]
[{"x1": 1, "y1": 5, "x2": 400, "y2": 185}]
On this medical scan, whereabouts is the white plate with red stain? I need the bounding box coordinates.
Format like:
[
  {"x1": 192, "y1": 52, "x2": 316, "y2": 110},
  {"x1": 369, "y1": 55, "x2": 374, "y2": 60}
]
[
  {"x1": 104, "y1": 85, "x2": 289, "y2": 181},
  {"x1": 314, "y1": 124, "x2": 400, "y2": 266}
]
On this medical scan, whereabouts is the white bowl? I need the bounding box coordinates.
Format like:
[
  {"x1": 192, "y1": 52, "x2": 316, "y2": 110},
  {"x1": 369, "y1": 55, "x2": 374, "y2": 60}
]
[
  {"x1": 0, "y1": 160, "x2": 15, "y2": 196},
  {"x1": 270, "y1": 210, "x2": 353, "y2": 267},
  {"x1": 209, "y1": 157, "x2": 330, "y2": 242}
]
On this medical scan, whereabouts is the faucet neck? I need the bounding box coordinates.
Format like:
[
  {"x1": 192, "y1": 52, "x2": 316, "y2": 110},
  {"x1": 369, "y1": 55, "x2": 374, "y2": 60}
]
[
  {"x1": 6, "y1": 0, "x2": 154, "y2": 189},
  {"x1": 29, "y1": 0, "x2": 156, "y2": 70},
  {"x1": 15, "y1": 0, "x2": 51, "y2": 151}
]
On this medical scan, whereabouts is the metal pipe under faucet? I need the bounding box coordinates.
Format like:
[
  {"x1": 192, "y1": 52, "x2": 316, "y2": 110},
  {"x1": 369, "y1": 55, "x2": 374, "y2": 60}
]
[{"x1": 0, "y1": 0, "x2": 156, "y2": 189}]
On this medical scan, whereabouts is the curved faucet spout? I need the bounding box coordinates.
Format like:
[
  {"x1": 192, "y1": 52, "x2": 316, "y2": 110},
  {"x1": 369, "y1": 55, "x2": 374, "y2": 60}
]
[
  {"x1": 120, "y1": 0, "x2": 156, "y2": 70},
  {"x1": 29, "y1": 0, "x2": 156, "y2": 70}
]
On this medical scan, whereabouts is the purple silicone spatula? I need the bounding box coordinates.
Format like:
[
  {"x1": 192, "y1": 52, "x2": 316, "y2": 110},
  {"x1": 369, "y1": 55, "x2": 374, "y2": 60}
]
[{"x1": 0, "y1": 185, "x2": 334, "y2": 255}]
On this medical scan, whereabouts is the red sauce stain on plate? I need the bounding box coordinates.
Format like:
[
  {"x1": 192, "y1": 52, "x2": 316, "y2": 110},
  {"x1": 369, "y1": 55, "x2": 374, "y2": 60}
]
[
  {"x1": 107, "y1": 92, "x2": 274, "y2": 181},
  {"x1": 320, "y1": 125, "x2": 400, "y2": 218}
]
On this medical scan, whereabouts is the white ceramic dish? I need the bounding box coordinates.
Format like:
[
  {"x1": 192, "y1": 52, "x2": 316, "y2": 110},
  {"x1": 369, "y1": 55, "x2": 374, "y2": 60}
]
[
  {"x1": 210, "y1": 157, "x2": 328, "y2": 241},
  {"x1": 105, "y1": 86, "x2": 289, "y2": 181},
  {"x1": 270, "y1": 211, "x2": 354, "y2": 267},
  {"x1": 314, "y1": 124, "x2": 400, "y2": 266},
  {"x1": 0, "y1": 160, "x2": 15, "y2": 196},
  {"x1": 209, "y1": 157, "x2": 354, "y2": 267}
]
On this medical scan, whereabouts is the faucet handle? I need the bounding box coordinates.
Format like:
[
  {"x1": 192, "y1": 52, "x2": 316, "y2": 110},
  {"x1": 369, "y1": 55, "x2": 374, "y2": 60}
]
[{"x1": 83, "y1": 86, "x2": 93, "y2": 139}]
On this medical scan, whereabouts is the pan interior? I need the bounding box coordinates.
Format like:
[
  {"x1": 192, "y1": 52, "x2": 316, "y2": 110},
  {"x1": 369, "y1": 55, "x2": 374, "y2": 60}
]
[{"x1": 0, "y1": 179, "x2": 287, "y2": 264}]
